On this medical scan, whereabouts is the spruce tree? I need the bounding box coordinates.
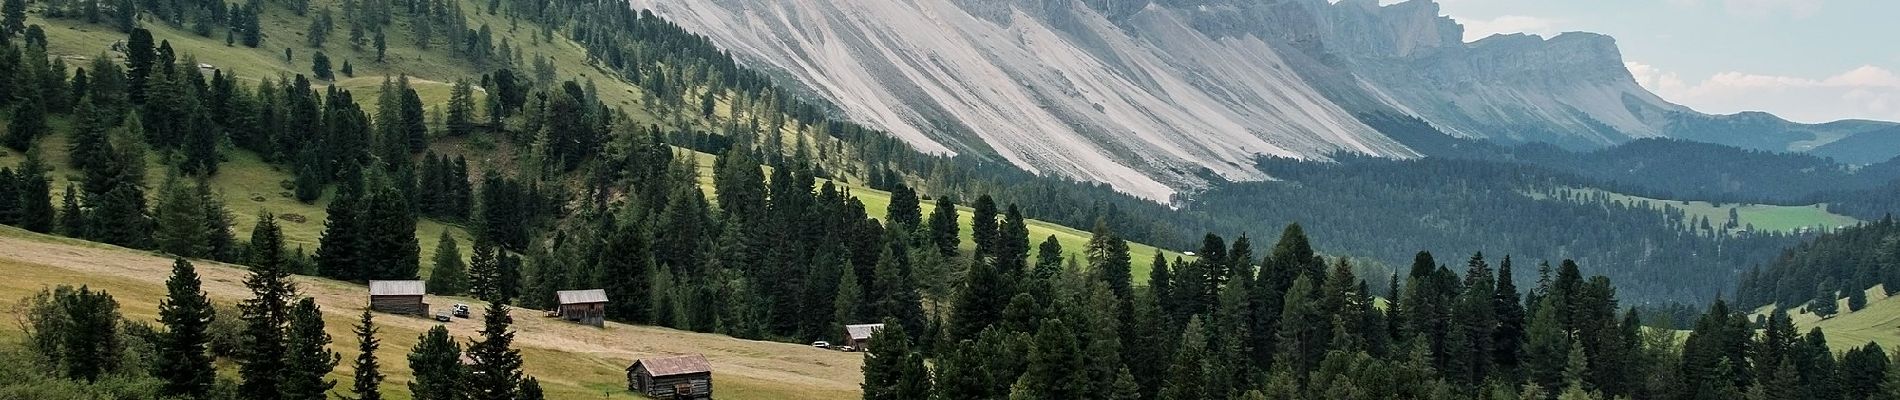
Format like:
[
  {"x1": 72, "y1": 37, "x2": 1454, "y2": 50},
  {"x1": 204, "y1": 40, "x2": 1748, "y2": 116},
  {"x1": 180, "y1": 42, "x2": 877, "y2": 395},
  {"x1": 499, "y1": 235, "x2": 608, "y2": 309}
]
[
  {"x1": 312, "y1": 52, "x2": 334, "y2": 80},
  {"x1": 345, "y1": 311, "x2": 384, "y2": 400},
  {"x1": 1020, "y1": 318, "x2": 1085, "y2": 399},
  {"x1": 249, "y1": 212, "x2": 288, "y2": 271},
  {"x1": 427, "y1": 231, "x2": 469, "y2": 295},
  {"x1": 237, "y1": 236, "x2": 298, "y2": 398},
  {"x1": 599, "y1": 221, "x2": 654, "y2": 323},
  {"x1": 1159, "y1": 317, "x2": 1208, "y2": 400},
  {"x1": 949, "y1": 251, "x2": 1008, "y2": 341},
  {"x1": 862, "y1": 317, "x2": 929, "y2": 400},
  {"x1": 57, "y1": 184, "x2": 82, "y2": 236},
  {"x1": 408, "y1": 325, "x2": 466, "y2": 400},
  {"x1": 468, "y1": 301, "x2": 526, "y2": 400},
  {"x1": 157, "y1": 258, "x2": 217, "y2": 398},
  {"x1": 14, "y1": 149, "x2": 54, "y2": 233},
  {"x1": 282, "y1": 297, "x2": 339, "y2": 400},
  {"x1": 925, "y1": 196, "x2": 959, "y2": 258},
  {"x1": 446, "y1": 78, "x2": 474, "y2": 136},
  {"x1": 154, "y1": 175, "x2": 211, "y2": 258}
]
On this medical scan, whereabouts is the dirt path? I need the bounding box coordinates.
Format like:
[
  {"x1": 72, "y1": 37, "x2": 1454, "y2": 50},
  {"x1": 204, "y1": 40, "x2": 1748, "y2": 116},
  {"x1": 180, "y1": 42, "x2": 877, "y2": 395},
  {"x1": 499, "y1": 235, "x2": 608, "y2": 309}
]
[{"x1": 0, "y1": 232, "x2": 862, "y2": 398}]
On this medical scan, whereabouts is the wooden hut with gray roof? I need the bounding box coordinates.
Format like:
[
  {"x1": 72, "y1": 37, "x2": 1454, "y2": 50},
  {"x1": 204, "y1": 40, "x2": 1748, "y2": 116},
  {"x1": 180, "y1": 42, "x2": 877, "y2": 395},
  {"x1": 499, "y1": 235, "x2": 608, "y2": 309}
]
[
  {"x1": 368, "y1": 280, "x2": 428, "y2": 316},
  {"x1": 555, "y1": 289, "x2": 608, "y2": 327},
  {"x1": 844, "y1": 323, "x2": 885, "y2": 349},
  {"x1": 627, "y1": 354, "x2": 712, "y2": 399}
]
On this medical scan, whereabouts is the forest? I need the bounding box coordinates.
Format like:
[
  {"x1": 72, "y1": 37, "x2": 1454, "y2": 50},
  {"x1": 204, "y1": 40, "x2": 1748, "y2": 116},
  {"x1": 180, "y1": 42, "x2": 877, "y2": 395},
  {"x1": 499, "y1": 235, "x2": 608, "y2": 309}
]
[{"x1": 6, "y1": 0, "x2": 1900, "y2": 398}]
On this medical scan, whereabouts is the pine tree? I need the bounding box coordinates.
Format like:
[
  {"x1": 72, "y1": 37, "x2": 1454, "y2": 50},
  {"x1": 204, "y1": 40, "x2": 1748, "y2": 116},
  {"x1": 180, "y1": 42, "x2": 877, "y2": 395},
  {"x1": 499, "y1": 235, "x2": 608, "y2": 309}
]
[
  {"x1": 345, "y1": 311, "x2": 385, "y2": 400},
  {"x1": 862, "y1": 317, "x2": 929, "y2": 400},
  {"x1": 834, "y1": 267, "x2": 864, "y2": 328},
  {"x1": 408, "y1": 325, "x2": 466, "y2": 400},
  {"x1": 154, "y1": 175, "x2": 212, "y2": 258},
  {"x1": 14, "y1": 149, "x2": 54, "y2": 233},
  {"x1": 1159, "y1": 317, "x2": 1208, "y2": 400},
  {"x1": 468, "y1": 301, "x2": 526, "y2": 400},
  {"x1": 5, "y1": 100, "x2": 46, "y2": 151},
  {"x1": 312, "y1": 51, "x2": 334, "y2": 80},
  {"x1": 469, "y1": 238, "x2": 500, "y2": 302},
  {"x1": 156, "y1": 258, "x2": 218, "y2": 398},
  {"x1": 600, "y1": 221, "x2": 654, "y2": 323},
  {"x1": 1525, "y1": 296, "x2": 1569, "y2": 393},
  {"x1": 949, "y1": 251, "x2": 1008, "y2": 341},
  {"x1": 249, "y1": 212, "x2": 288, "y2": 271},
  {"x1": 925, "y1": 196, "x2": 959, "y2": 258},
  {"x1": 1, "y1": 0, "x2": 25, "y2": 39},
  {"x1": 237, "y1": 236, "x2": 299, "y2": 398},
  {"x1": 283, "y1": 297, "x2": 339, "y2": 400},
  {"x1": 1019, "y1": 318, "x2": 1085, "y2": 399},
  {"x1": 427, "y1": 231, "x2": 469, "y2": 295},
  {"x1": 57, "y1": 184, "x2": 83, "y2": 236},
  {"x1": 446, "y1": 78, "x2": 475, "y2": 136}
]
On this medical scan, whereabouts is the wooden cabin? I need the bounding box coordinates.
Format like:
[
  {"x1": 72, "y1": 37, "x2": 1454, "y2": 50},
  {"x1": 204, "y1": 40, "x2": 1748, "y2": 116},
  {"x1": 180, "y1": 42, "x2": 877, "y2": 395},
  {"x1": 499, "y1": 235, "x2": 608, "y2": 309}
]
[
  {"x1": 556, "y1": 289, "x2": 608, "y2": 327},
  {"x1": 368, "y1": 280, "x2": 428, "y2": 316},
  {"x1": 627, "y1": 354, "x2": 712, "y2": 400},
  {"x1": 844, "y1": 323, "x2": 885, "y2": 349}
]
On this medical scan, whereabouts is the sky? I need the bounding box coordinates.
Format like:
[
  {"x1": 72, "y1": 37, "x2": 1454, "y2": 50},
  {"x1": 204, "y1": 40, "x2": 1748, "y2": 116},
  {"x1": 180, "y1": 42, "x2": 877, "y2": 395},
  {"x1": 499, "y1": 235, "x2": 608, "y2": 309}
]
[{"x1": 1390, "y1": 0, "x2": 1900, "y2": 124}]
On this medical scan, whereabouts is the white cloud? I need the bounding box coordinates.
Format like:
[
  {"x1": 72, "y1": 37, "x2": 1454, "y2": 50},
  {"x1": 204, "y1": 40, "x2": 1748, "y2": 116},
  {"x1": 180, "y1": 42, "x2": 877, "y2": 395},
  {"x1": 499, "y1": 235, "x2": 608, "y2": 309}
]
[
  {"x1": 1630, "y1": 62, "x2": 1900, "y2": 123},
  {"x1": 1723, "y1": 0, "x2": 1823, "y2": 18},
  {"x1": 1459, "y1": 15, "x2": 1563, "y2": 42}
]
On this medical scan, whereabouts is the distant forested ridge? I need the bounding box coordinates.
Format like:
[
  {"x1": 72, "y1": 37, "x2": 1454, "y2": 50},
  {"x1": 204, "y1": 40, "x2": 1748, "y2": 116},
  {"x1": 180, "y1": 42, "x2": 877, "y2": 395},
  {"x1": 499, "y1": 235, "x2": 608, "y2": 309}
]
[{"x1": 1182, "y1": 155, "x2": 1799, "y2": 304}]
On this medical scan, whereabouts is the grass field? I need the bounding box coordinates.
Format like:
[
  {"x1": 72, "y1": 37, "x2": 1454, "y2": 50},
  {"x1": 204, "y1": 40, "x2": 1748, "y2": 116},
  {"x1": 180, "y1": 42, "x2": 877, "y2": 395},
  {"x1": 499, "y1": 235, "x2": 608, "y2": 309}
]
[
  {"x1": 1533, "y1": 187, "x2": 1860, "y2": 234},
  {"x1": 0, "y1": 225, "x2": 864, "y2": 399},
  {"x1": 1746, "y1": 284, "x2": 1900, "y2": 350}
]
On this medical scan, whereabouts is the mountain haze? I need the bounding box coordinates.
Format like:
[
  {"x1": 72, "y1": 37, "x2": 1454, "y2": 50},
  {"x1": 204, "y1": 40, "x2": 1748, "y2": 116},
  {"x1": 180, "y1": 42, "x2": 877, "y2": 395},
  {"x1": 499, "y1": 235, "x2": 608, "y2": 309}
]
[{"x1": 633, "y1": 0, "x2": 1897, "y2": 199}]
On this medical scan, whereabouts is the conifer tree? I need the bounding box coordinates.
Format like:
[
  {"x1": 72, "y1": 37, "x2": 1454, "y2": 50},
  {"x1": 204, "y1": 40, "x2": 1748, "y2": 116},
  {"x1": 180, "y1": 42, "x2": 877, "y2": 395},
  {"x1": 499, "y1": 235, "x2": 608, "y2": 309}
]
[
  {"x1": 1020, "y1": 318, "x2": 1085, "y2": 399},
  {"x1": 1525, "y1": 296, "x2": 1569, "y2": 393},
  {"x1": 345, "y1": 310, "x2": 384, "y2": 400},
  {"x1": 312, "y1": 51, "x2": 333, "y2": 80},
  {"x1": 468, "y1": 301, "x2": 526, "y2": 400},
  {"x1": 14, "y1": 149, "x2": 54, "y2": 233},
  {"x1": 925, "y1": 196, "x2": 959, "y2": 257},
  {"x1": 949, "y1": 251, "x2": 1008, "y2": 341},
  {"x1": 834, "y1": 267, "x2": 864, "y2": 328},
  {"x1": 57, "y1": 184, "x2": 82, "y2": 236},
  {"x1": 5, "y1": 100, "x2": 46, "y2": 151},
  {"x1": 155, "y1": 175, "x2": 211, "y2": 257},
  {"x1": 237, "y1": 234, "x2": 298, "y2": 398},
  {"x1": 1159, "y1": 317, "x2": 1208, "y2": 400},
  {"x1": 862, "y1": 317, "x2": 929, "y2": 400},
  {"x1": 408, "y1": 325, "x2": 466, "y2": 400},
  {"x1": 427, "y1": 231, "x2": 469, "y2": 295},
  {"x1": 283, "y1": 297, "x2": 339, "y2": 400},
  {"x1": 469, "y1": 238, "x2": 501, "y2": 302},
  {"x1": 249, "y1": 212, "x2": 288, "y2": 271},
  {"x1": 446, "y1": 78, "x2": 475, "y2": 136},
  {"x1": 157, "y1": 258, "x2": 217, "y2": 398},
  {"x1": 600, "y1": 221, "x2": 654, "y2": 323}
]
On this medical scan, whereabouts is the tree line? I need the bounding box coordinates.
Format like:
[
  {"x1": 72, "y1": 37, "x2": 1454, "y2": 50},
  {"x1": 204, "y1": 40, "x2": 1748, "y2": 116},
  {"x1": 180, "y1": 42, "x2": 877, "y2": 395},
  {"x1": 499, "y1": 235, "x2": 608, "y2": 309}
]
[{"x1": 861, "y1": 227, "x2": 1900, "y2": 400}]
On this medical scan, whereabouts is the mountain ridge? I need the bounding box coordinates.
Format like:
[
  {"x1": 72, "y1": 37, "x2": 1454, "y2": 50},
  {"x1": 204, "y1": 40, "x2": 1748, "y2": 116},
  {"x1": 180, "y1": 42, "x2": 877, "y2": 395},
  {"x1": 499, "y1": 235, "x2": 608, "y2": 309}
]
[{"x1": 631, "y1": 0, "x2": 1897, "y2": 200}]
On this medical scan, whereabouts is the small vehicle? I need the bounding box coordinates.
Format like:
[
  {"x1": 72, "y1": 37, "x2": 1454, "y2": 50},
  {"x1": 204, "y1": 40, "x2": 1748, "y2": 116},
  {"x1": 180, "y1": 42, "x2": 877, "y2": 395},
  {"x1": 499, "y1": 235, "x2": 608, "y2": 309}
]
[
  {"x1": 452, "y1": 304, "x2": 471, "y2": 318},
  {"x1": 434, "y1": 311, "x2": 453, "y2": 322},
  {"x1": 836, "y1": 346, "x2": 857, "y2": 352},
  {"x1": 810, "y1": 341, "x2": 831, "y2": 349}
]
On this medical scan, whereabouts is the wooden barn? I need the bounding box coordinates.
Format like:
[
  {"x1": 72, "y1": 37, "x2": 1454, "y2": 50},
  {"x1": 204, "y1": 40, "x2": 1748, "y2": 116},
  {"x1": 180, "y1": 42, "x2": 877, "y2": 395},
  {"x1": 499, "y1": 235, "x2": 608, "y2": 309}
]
[
  {"x1": 627, "y1": 354, "x2": 712, "y2": 400},
  {"x1": 368, "y1": 280, "x2": 428, "y2": 316},
  {"x1": 844, "y1": 323, "x2": 885, "y2": 349},
  {"x1": 556, "y1": 289, "x2": 608, "y2": 327}
]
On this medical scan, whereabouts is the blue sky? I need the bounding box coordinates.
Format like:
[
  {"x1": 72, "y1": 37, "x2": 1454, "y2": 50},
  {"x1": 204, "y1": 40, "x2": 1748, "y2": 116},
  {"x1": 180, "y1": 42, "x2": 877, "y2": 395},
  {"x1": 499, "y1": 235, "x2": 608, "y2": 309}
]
[{"x1": 1395, "y1": 0, "x2": 1899, "y2": 123}]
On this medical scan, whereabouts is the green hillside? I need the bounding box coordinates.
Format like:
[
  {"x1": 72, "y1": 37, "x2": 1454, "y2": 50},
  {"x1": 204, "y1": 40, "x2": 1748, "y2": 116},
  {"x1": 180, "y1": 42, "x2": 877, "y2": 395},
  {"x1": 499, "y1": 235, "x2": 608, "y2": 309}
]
[{"x1": 1533, "y1": 187, "x2": 1860, "y2": 233}]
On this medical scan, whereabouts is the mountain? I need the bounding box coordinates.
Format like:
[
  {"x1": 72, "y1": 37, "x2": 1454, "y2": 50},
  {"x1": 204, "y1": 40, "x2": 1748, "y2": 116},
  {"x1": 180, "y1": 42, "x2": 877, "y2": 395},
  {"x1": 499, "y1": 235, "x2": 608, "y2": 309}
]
[{"x1": 630, "y1": 0, "x2": 1897, "y2": 200}]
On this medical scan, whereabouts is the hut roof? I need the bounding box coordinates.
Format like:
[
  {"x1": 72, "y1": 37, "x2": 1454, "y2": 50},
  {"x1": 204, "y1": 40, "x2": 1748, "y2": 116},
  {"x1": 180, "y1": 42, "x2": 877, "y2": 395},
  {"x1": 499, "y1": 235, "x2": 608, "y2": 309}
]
[
  {"x1": 629, "y1": 354, "x2": 712, "y2": 377},
  {"x1": 845, "y1": 324, "x2": 885, "y2": 341},
  {"x1": 556, "y1": 289, "x2": 609, "y2": 305},
  {"x1": 368, "y1": 280, "x2": 426, "y2": 297}
]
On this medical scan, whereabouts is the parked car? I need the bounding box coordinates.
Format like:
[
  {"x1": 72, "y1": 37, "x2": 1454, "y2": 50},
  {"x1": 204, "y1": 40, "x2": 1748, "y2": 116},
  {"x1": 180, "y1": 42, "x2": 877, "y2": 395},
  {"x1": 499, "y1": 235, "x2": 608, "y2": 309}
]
[
  {"x1": 810, "y1": 341, "x2": 831, "y2": 349},
  {"x1": 434, "y1": 311, "x2": 452, "y2": 322},
  {"x1": 452, "y1": 304, "x2": 471, "y2": 318},
  {"x1": 836, "y1": 345, "x2": 857, "y2": 352}
]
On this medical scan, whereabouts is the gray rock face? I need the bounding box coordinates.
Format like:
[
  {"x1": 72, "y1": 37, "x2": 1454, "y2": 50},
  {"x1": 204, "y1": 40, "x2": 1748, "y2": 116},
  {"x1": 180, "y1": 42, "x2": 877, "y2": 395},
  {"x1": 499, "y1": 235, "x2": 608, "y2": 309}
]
[{"x1": 629, "y1": 0, "x2": 1895, "y2": 199}]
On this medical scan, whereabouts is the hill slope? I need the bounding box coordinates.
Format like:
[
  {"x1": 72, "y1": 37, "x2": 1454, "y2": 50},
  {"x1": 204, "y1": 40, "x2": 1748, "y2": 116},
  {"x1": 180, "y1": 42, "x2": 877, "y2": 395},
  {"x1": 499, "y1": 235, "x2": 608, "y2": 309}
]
[{"x1": 0, "y1": 226, "x2": 863, "y2": 399}]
